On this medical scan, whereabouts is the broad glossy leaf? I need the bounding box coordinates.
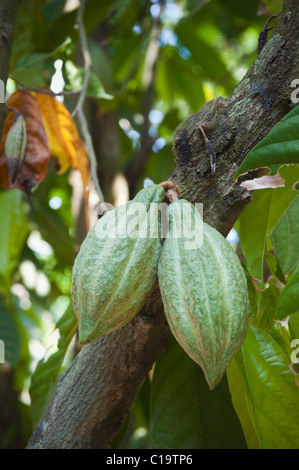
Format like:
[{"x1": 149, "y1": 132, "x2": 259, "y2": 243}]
[
  {"x1": 275, "y1": 265, "x2": 299, "y2": 320},
  {"x1": 239, "y1": 165, "x2": 299, "y2": 282},
  {"x1": 30, "y1": 305, "x2": 77, "y2": 427},
  {"x1": 250, "y1": 277, "x2": 284, "y2": 329},
  {"x1": 175, "y1": 25, "x2": 230, "y2": 83},
  {"x1": 264, "y1": 252, "x2": 285, "y2": 283},
  {"x1": 13, "y1": 53, "x2": 55, "y2": 89},
  {"x1": 236, "y1": 324, "x2": 299, "y2": 449},
  {"x1": 239, "y1": 189, "x2": 272, "y2": 282},
  {"x1": 0, "y1": 301, "x2": 21, "y2": 368},
  {"x1": 235, "y1": 105, "x2": 299, "y2": 178},
  {"x1": 226, "y1": 358, "x2": 259, "y2": 449},
  {"x1": 289, "y1": 313, "x2": 299, "y2": 342},
  {"x1": 156, "y1": 48, "x2": 205, "y2": 114},
  {"x1": 270, "y1": 194, "x2": 299, "y2": 275},
  {"x1": 150, "y1": 335, "x2": 247, "y2": 449},
  {"x1": 0, "y1": 189, "x2": 29, "y2": 291},
  {"x1": 88, "y1": 37, "x2": 114, "y2": 92}
]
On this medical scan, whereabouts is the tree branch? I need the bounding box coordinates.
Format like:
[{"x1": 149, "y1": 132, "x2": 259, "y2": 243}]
[
  {"x1": 72, "y1": 0, "x2": 105, "y2": 205},
  {"x1": 0, "y1": 0, "x2": 18, "y2": 138},
  {"x1": 27, "y1": 0, "x2": 299, "y2": 449},
  {"x1": 124, "y1": 12, "x2": 162, "y2": 197}
]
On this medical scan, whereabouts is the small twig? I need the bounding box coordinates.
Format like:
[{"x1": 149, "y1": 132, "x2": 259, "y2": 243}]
[
  {"x1": 72, "y1": 0, "x2": 91, "y2": 118},
  {"x1": 72, "y1": 0, "x2": 104, "y2": 203},
  {"x1": 251, "y1": 277, "x2": 263, "y2": 294},
  {"x1": 258, "y1": 14, "x2": 278, "y2": 54},
  {"x1": 198, "y1": 124, "x2": 216, "y2": 174},
  {"x1": 124, "y1": 10, "x2": 162, "y2": 196},
  {"x1": 9, "y1": 76, "x2": 80, "y2": 97}
]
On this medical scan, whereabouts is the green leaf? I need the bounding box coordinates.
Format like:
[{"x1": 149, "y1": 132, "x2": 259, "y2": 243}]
[
  {"x1": 64, "y1": 60, "x2": 113, "y2": 100},
  {"x1": 249, "y1": 277, "x2": 284, "y2": 329},
  {"x1": 0, "y1": 302, "x2": 21, "y2": 368},
  {"x1": 29, "y1": 305, "x2": 77, "y2": 427},
  {"x1": 262, "y1": 0, "x2": 283, "y2": 14},
  {"x1": 175, "y1": 25, "x2": 231, "y2": 83},
  {"x1": 235, "y1": 324, "x2": 299, "y2": 449},
  {"x1": 226, "y1": 358, "x2": 259, "y2": 449},
  {"x1": 29, "y1": 195, "x2": 74, "y2": 269},
  {"x1": 235, "y1": 105, "x2": 299, "y2": 178},
  {"x1": 150, "y1": 335, "x2": 247, "y2": 449},
  {"x1": 270, "y1": 194, "x2": 299, "y2": 275},
  {"x1": 239, "y1": 189, "x2": 272, "y2": 282},
  {"x1": 88, "y1": 37, "x2": 114, "y2": 93},
  {"x1": 264, "y1": 252, "x2": 285, "y2": 283},
  {"x1": 0, "y1": 189, "x2": 29, "y2": 292},
  {"x1": 289, "y1": 313, "x2": 299, "y2": 341},
  {"x1": 156, "y1": 49, "x2": 205, "y2": 114},
  {"x1": 239, "y1": 165, "x2": 299, "y2": 282},
  {"x1": 275, "y1": 265, "x2": 299, "y2": 320}
]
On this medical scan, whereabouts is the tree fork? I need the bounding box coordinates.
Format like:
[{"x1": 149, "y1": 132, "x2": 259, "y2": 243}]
[{"x1": 27, "y1": 0, "x2": 299, "y2": 449}]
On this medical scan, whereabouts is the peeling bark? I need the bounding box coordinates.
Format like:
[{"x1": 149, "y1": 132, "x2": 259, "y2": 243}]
[{"x1": 27, "y1": 0, "x2": 299, "y2": 449}]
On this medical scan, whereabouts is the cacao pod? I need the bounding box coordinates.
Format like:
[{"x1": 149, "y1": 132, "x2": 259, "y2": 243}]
[
  {"x1": 5, "y1": 113, "x2": 27, "y2": 182},
  {"x1": 158, "y1": 199, "x2": 249, "y2": 390},
  {"x1": 71, "y1": 184, "x2": 166, "y2": 344}
]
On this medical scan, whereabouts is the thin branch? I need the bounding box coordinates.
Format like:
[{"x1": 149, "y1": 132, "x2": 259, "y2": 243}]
[
  {"x1": 124, "y1": 11, "x2": 162, "y2": 196},
  {"x1": 72, "y1": 0, "x2": 105, "y2": 204},
  {"x1": 8, "y1": 76, "x2": 81, "y2": 97}
]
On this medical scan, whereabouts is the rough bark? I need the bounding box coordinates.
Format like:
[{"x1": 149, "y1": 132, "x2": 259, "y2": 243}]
[
  {"x1": 0, "y1": 0, "x2": 18, "y2": 137},
  {"x1": 27, "y1": 0, "x2": 299, "y2": 449}
]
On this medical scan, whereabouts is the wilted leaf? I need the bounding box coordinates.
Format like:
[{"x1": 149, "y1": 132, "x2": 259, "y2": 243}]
[
  {"x1": 0, "y1": 89, "x2": 50, "y2": 195},
  {"x1": 33, "y1": 91, "x2": 90, "y2": 193},
  {"x1": 240, "y1": 174, "x2": 285, "y2": 190}
]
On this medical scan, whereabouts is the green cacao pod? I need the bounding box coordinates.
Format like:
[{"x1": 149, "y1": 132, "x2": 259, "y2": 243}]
[
  {"x1": 71, "y1": 184, "x2": 166, "y2": 344},
  {"x1": 158, "y1": 199, "x2": 249, "y2": 390}
]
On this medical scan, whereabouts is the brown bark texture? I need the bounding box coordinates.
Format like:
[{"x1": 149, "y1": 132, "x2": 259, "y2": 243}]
[
  {"x1": 0, "y1": 0, "x2": 18, "y2": 137},
  {"x1": 27, "y1": 0, "x2": 299, "y2": 449}
]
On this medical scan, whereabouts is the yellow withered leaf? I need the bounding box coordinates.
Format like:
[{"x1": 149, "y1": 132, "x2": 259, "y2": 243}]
[{"x1": 33, "y1": 91, "x2": 90, "y2": 193}]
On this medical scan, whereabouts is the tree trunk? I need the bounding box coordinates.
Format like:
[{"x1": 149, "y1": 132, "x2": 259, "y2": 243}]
[
  {"x1": 27, "y1": 0, "x2": 299, "y2": 449},
  {"x1": 0, "y1": 0, "x2": 18, "y2": 137}
]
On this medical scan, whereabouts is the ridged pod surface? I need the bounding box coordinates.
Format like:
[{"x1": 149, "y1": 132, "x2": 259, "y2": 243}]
[
  {"x1": 71, "y1": 184, "x2": 166, "y2": 343},
  {"x1": 158, "y1": 199, "x2": 249, "y2": 389}
]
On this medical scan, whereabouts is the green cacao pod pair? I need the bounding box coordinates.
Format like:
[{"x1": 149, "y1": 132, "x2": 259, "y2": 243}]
[
  {"x1": 71, "y1": 184, "x2": 166, "y2": 343},
  {"x1": 71, "y1": 183, "x2": 249, "y2": 389},
  {"x1": 158, "y1": 199, "x2": 249, "y2": 389}
]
